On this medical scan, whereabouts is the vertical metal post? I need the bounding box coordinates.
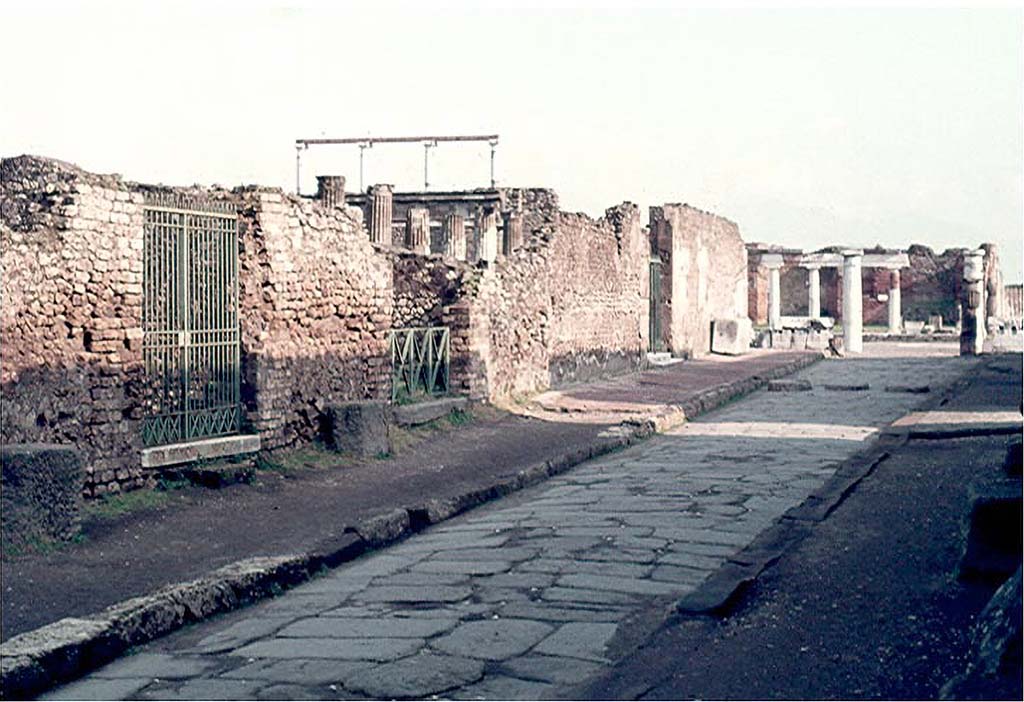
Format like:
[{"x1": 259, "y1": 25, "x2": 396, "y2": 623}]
[
  {"x1": 423, "y1": 142, "x2": 431, "y2": 189},
  {"x1": 358, "y1": 144, "x2": 366, "y2": 192},
  {"x1": 489, "y1": 140, "x2": 497, "y2": 187},
  {"x1": 295, "y1": 144, "x2": 302, "y2": 195}
]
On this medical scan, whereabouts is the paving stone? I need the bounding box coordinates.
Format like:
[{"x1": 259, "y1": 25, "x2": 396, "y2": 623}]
[
  {"x1": 92, "y1": 653, "x2": 218, "y2": 680},
  {"x1": 411, "y1": 560, "x2": 513, "y2": 575},
  {"x1": 431, "y1": 619, "x2": 554, "y2": 661},
  {"x1": 500, "y1": 653, "x2": 605, "y2": 684},
  {"x1": 576, "y1": 547, "x2": 658, "y2": 564},
  {"x1": 39, "y1": 677, "x2": 153, "y2": 701},
  {"x1": 556, "y1": 560, "x2": 652, "y2": 578},
  {"x1": 136, "y1": 678, "x2": 266, "y2": 700},
  {"x1": 650, "y1": 564, "x2": 712, "y2": 586},
  {"x1": 541, "y1": 587, "x2": 638, "y2": 606},
  {"x1": 277, "y1": 616, "x2": 457, "y2": 639},
  {"x1": 190, "y1": 617, "x2": 295, "y2": 653},
  {"x1": 516, "y1": 559, "x2": 568, "y2": 574},
  {"x1": 474, "y1": 586, "x2": 534, "y2": 604},
  {"x1": 451, "y1": 674, "x2": 555, "y2": 700},
  {"x1": 354, "y1": 584, "x2": 472, "y2": 603},
  {"x1": 343, "y1": 652, "x2": 485, "y2": 698},
  {"x1": 374, "y1": 573, "x2": 468, "y2": 589},
  {"x1": 475, "y1": 572, "x2": 556, "y2": 589},
  {"x1": 290, "y1": 576, "x2": 374, "y2": 596},
  {"x1": 533, "y1": 622, "x2": 618, "y2": 661},
  {"x1": 498, "y1": 603, "x2": 630, "y2": 623},
  {"x1": 232, "y1": 636, "x2": 425, "y2": 661},
  {"x1": 555, "y1": 573, "x2": 680, "y2": 596},
  {"x1": 254, "y1": 683, "x2": 338, "y2": 700},
  {"x1": 319, "y1": 604, "x2": 391, "y2": 618},
  {"x1": 657, "y1": 551, "x2": 728, "y2": 570},
  {"x1": 220, "y1": 658, "x2": 372, "y2": 684},
  {"x1": 257, "y1": 593, "x2": 356, "y2": 616},
  {"x1": 426, "y1": 547, "x2": 539, "y2": 562},
  {"x1": 657, "y1": 540, "x2": 736, "y2": 557}
]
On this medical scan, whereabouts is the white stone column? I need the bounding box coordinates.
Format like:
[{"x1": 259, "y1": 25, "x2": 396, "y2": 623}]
[
  {"x1": 960, "y1": 248, "x2": 986, "y2": 355},
  {"x1": 842, "y1": 249, "x2": 864, "y2": 353},
  {"x1": 475, "y1": 209, "x2": 499, "y2": 264},
  {"x1": 368, "y1": 184, "x2": 393, "y2": 245},
  {"x1": 443, "y1": 213, "x2": 466, "y2": 261},
  {"x1": 762, "y1": 254, "x2": 784, "y2": 330},
  {"x1": 405, "y1": 207, "x2": 430, "y2": 255},
  {"x1": 887, "y1": 268, "x2": 902, "y2": 335},
  {"x1": 807, "y1": 265, "x2": 821, "y2": 320}
]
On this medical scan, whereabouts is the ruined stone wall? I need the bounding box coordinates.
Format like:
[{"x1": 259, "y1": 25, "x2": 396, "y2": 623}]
[
  {"x1": 652, "y1": 205, "x2": 747, "y2": 358},
  {"x1": 448, "y1": 201, "x2": 648, "y2": 401},
  {"x1": 236, "y1": 193, "x2": 392, "y2": 448},
  {"x1": 546, "y1": 205, "x2": 648, "y2": 384},
  {"x1": 1, "y1": 156, "x2": 146, "y2": 496},
  {"x1": 389, "y1": 251, "x2": 471, "y2": 328}
]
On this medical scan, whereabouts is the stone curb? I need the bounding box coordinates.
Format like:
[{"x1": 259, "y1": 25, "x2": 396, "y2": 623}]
[
  {"x1": 674, "y1": 357, "x2": 987, "y2": 617},
  {"x1": 0, "y1": 352, "x2": 821, "y2": 700}
]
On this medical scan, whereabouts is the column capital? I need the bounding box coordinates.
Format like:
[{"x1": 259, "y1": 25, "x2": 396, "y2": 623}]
[
  {"x1": 841, "y1": 248, "x2": 864, "y2": 259},
  {"x1": 760, "y1": 253, "x2": 785, "y2": 269}
]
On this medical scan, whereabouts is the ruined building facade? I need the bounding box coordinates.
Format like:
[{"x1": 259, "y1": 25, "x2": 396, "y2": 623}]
[{"x1": 2, "y1": 155, "x2": 753, "y2": 496}]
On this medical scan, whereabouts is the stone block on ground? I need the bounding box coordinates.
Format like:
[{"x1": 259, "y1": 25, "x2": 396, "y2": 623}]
[
  {"x1": 1, "y1": 444, "x2": 83, "y2": 550},
  {"x1": 322, "y1": 402, "x2": 391, "y2": 458},
  {"x1": 392, "y1": 397, "x2": 469, "y2": 427},
  {"x1": 806, "y1": 329, "x2": 832, "y2": 351},
  {"x1": 767, "y1": 380, "x2": 812, "y2": 392},
  {"x1": 711, "y1": 318, "x2": 753, "y2": 356}
]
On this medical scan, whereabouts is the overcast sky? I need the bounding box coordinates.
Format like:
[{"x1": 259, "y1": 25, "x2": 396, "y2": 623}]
[{"x1": 2, "y1": 3, "x2": 1021, "y2": 280}]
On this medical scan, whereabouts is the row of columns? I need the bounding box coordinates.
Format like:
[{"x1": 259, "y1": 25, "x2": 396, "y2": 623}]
[
  {"x1": 763, "y1": 250, "x2": 904, "y2": 354},
  {"x1": 320, "y1": 177, "x2": 524, "y2": 263}
]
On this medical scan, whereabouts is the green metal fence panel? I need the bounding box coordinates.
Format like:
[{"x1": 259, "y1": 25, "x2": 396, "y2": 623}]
[
  {"x1": 142, "y1": 194, "x2": 240, "y2": 447},
  {"x1": 389, "y1": 326, "x2": 450, "y2": 402}
]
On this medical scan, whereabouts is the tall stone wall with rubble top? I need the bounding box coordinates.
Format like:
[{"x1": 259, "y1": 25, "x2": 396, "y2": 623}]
[
  {"x1": 652, "y1": 205, "x2": 748, "y2": 358},
  {"x1": 456, "y1": 202, "x2": 649, "y2": 402},
  {"x1": 1, "y1": 155, "x2": 148, "y2": 496},
  {"x1": 237, "y1": 192, "x2": 392, "y2": 449}
]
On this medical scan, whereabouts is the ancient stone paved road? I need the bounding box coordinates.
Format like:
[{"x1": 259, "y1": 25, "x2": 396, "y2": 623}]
[{"x1": 43, "y1": 353, "x2": 973, "y2": 701}]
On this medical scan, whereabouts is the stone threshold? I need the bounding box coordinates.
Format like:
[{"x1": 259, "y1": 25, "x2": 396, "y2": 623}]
[{"x1": 140, "y1": 435, "x2": 261, "y2": 469}]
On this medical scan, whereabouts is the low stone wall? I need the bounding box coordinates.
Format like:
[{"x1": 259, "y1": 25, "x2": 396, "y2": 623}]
[{"x1": 1, "y1": 444, "x2": 83, "y2": 549}]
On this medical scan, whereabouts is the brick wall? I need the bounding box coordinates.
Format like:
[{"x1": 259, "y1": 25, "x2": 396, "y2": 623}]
[
  {"x1": 236, "y1": 191, "x2": 392, "y2": 449},
  {"x1": 1, "y1": 156, "x2": 147, "y2": 496}
]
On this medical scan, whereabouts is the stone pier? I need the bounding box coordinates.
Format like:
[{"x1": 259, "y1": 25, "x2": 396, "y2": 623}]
[
  {"x1": 476, "y1": 209, "x2": 499, "y2": 264},
  {"x1": 502, "y1": 211, "x2": 523, "y2": 255},
  {"x1": 406, "y1": 207, "x2": 430, "y2": 255},
  {"x1": 315, "y1": 175, "x2": 345, "y2": 209},
  {"x1": 842, "y1": 250, "x2": 863, "y2": 353},
  {"x1": 443, "y1": 212, "x2": 466, "y2": 261},
  {"x1": 887, "y1": 268, "x2": 902, "y2": 334},
  {"x1": 369, "y1": 184, "x2": 393, "y2": 245},
  {"x1": 762, "y1": 254, "x2": 784, "y2": 330},
  {"x1": 960, "y1": 248, "x2": 986, "y2": 355},
  {"x1": 807, "y1": 265, "x2": 821, "y2": 320}
]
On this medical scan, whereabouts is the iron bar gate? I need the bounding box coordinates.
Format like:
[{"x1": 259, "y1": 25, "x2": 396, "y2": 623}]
[
  {"x1": 389, "y1": 326, "x2": 450, "y2": 402},
  {"x1": 142, "y1": 193, "x2": 241, "y2": 447}
]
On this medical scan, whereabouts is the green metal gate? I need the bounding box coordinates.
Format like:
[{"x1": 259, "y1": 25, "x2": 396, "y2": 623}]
[
  {"x1": 389, "y1": 326, "x2": 450, "y2": 402},
  {"x1": 649, "y1": 259, "x2": 663, "y2": 352},
  {"x1": 142, "y1": 193, "x2": 241, "y2": 447}
]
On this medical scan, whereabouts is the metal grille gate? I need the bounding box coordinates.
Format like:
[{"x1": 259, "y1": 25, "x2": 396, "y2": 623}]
[{"x1": 142, "y1": 194, "x2": 241, "y2": 447}]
